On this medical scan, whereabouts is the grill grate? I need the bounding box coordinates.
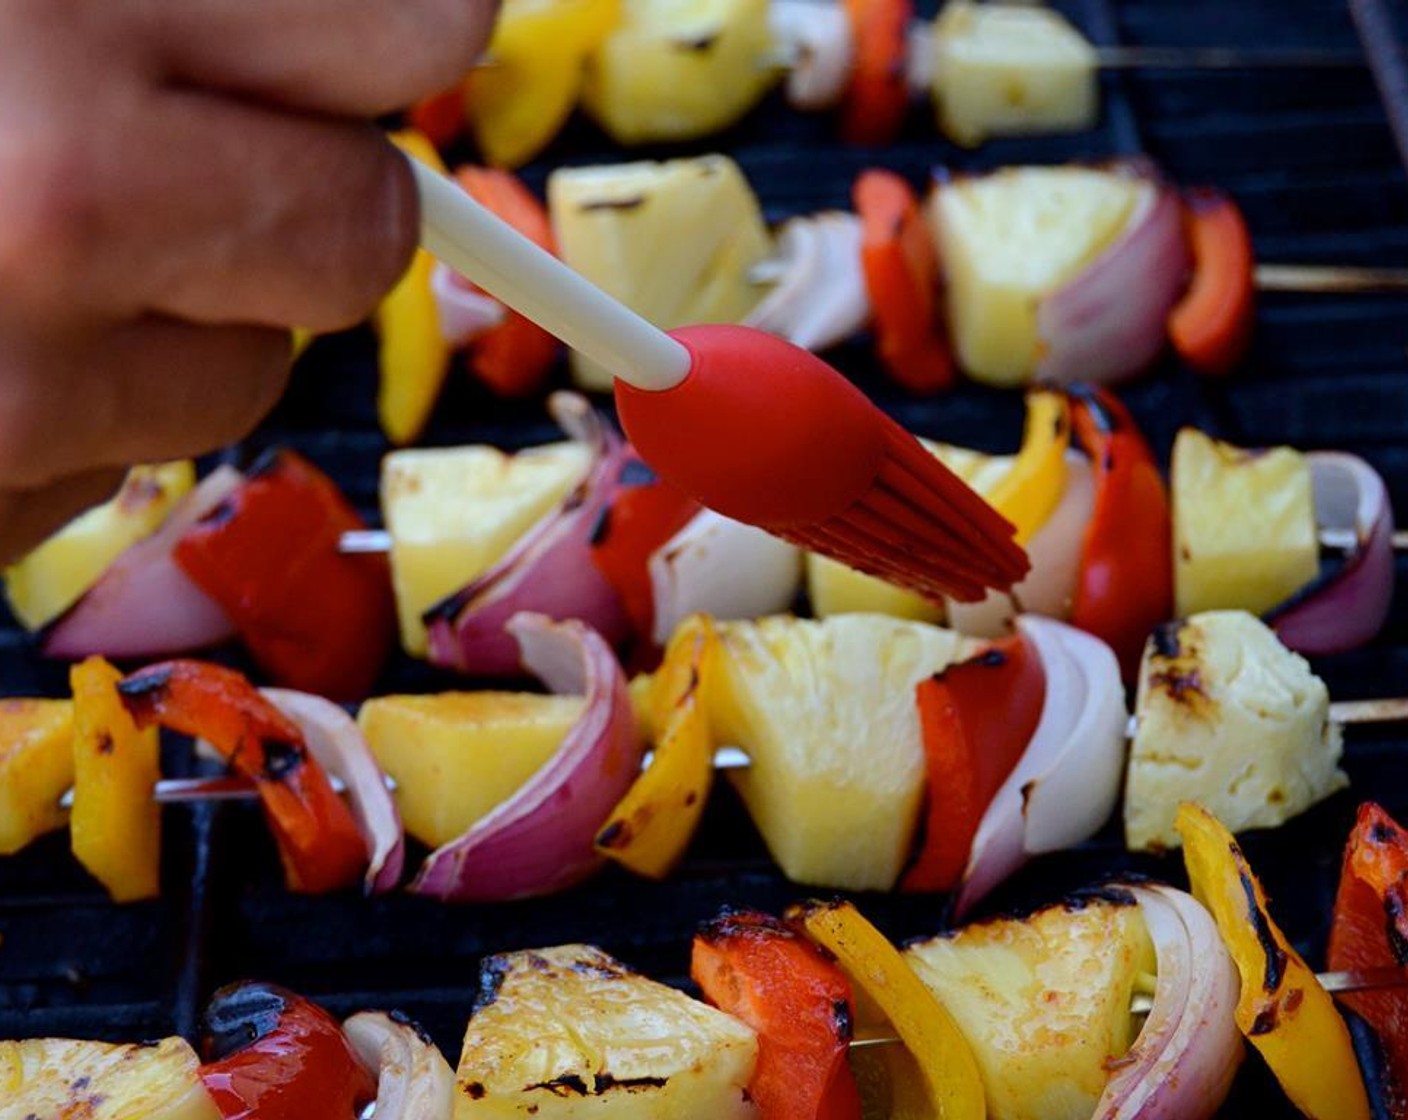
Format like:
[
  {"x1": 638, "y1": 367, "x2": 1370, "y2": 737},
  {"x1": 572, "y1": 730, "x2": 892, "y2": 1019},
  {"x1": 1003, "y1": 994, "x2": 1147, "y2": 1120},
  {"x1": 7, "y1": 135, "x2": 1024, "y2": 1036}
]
[{"x1": 2, "y1": 1, "x2": 1406, "y2": 1113}]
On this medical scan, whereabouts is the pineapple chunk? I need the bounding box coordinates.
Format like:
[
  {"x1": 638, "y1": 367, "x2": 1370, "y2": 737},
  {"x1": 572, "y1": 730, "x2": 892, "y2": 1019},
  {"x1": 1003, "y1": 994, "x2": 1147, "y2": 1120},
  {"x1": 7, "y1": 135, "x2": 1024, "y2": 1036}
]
[
  {"x1": 708, "y1": 614, "x2": 975, "y2": 889},
  {"x1": 1124, "y1": 610, "x2": 1347, "y2": 852},
  {"x1": 382, "y1": 442, "x2": 591, "y2": 656},
  {"x1": 905, "y1": 894, "x2": 1154, "y2": 1120},
  {"x1": 1172, "y1": 428, "x2": 1319, "y2": 618},
  {"x1": 583, "y1": 0, "x2": 776, "y2": 145},
  {"x1": 806, "y1": 443, "x2": 1011, "y2": 621},
  {"x1": 4, "y1": 461, "x2": 196, "y2": 630},
  {"x1": 929, "y1": 167, "x2": 1143, "y2": 386},
  {"x1": 455, "y1": 944, "x2": 758, "y2": 1119},
  {"x1": 549, "y1": 156, "x2": 773, "y2": 390},
  {"x1": 359, "y1": 692, "x2": 584, "y2": 848},
  {"x1": 932, "y1": 1, "x2": 1098, "y2": 147},
  {"x1": 0, "y1": 699, "x2": 74, "y2": 854},
  {"x1": 0, "y1": 1037, "x2": 219, "y2": 1120}
]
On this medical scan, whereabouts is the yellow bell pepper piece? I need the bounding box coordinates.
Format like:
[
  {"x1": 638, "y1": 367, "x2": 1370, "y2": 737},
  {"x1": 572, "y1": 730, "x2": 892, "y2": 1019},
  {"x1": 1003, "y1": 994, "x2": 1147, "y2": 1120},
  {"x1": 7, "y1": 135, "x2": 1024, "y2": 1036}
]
[
  {"x1": 595, "y1": 617, "x2": 715, "y2": 878},
  {"x1": 375, "y1": 131, "x2": 453, "y2": 447},
  {"x1": 1176, "y1": 802, "x2": 1370, "y2": 1120},
  {"x1": 70, "y1": 657, "x2": 161, "y2": 902},
  {"x1": 793, "y1": 899, "x2": 986, "y2": 1120},
  {"x1": 0, "y1": 699, "x2": 74, "y2": 855},
  {"x1": 467, "y1": 0, "x2": 622, "y2": 168},
  {"x1": 984, "y1": 389, "x2": 1070, "y2": 544}
]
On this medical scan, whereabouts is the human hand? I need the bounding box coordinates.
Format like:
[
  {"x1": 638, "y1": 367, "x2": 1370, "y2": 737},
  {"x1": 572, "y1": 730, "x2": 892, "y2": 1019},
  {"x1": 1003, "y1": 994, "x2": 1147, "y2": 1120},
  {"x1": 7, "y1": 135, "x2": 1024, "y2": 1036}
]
[{"x1": 0, "y1": 0, "x2": 496, "y2": 562}]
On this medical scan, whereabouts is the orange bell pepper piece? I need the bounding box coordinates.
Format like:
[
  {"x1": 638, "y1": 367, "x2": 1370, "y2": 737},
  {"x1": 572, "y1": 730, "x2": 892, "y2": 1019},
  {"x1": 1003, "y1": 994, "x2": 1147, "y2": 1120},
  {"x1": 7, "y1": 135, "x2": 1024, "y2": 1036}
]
[
  {"x1": 453, "y1": 167, "x2": 561, "y2": 398},
  {"x1": 841, "y1": 0, "x2": 913, "y2": 145},
  {"x1": 854, "y1": 169, "x2": 954, "y2": 394},
  {"x1": 1329, "y1": 801, "x2": 1408, "y2": 1116},
  {"x1": 0, "y1": 698, "x2": 74, "y2": 855},
  {"x1": 408, "y1": 84, "x2": 467, "y2": 149},
  {"x1": 117, "y1": 660, "x2": 365, "y2": 894},
  {"x1": 903, "y1": 636, "x2": 1044, "y2": 892},
  {"x1": 70, "y1": 657, "x2": 161, "y2": 902},
  {"x1": 1168, "y1": 188, "x2": 1256, "y2": 377},
  {"x1": 692, "y1": 909, "x2": 863, "y2": 1120}
]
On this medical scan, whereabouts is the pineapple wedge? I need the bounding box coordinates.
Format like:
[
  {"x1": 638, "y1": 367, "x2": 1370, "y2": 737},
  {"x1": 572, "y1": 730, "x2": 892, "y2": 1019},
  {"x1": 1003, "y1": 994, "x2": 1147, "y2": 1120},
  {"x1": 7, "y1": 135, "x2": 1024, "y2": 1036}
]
[
  {"x1": 1124, "y1": 610, "x2": 1348, "y2": 853},
  {"x1": 905, "y1": 894, "x2": 1154, "y2": 1120},
  {"x1": 807, "y1": 443, "x2": 1011, "y2": 621},
  {"x1": 707, "y1": 614, "x2": 976, "y2": 889},
  {"x1": 583, "y1": 0, "x2": 776, "y2": 145},
  {"x1": 358, "y1": 692, "x2": 584, "y2": 848},
  {"x1": 455, "y1": 944, "x2": 758, "y2": 1119},
  {"x1": 929, "y1": 167, "x2": 1143, "y2": 386},
  {"x1": 382, "y1": 442, "x2": 591, "y2": 656},
  {"x1": 4, "y1": 461, "x2": 195, "y2": 630},
  {"x1": 932, "y1": 1, "x2": 1099, "y2": 147},
  {"x1": 0, "y1": 699, "x2": 74, "y2": 855},
  {"x1": 549, "y1": 156, "x2": 773, "y2": 390},
  {"x1": 1172, "y1": 428, "x2": 1319, "y2": 618},
  {"x1": 0, "y1": 1037, "x2": 219, "y2": 1120}
]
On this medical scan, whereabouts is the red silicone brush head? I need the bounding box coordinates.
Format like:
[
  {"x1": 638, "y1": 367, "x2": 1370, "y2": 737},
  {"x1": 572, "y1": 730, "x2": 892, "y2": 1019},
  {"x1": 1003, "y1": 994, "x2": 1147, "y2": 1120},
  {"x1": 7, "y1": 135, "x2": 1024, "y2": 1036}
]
[{"x1": 613, "y1": 324, "x2": 1029, "y2": 602}]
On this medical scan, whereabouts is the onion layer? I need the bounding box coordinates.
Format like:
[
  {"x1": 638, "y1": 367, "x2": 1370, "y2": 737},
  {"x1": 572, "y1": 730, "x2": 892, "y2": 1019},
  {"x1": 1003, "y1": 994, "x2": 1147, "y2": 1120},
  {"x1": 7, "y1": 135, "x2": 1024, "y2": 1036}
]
[
  {"x1": 344, "y1": 1011, "x2": 454, "y2": 1120},
  {"x1": 743, "y1": 213, "x2": 870, "y2": 352},
  {"x1": 956, "y1": 615, "x2": 1126, "y2": 914},
  {"x1": 769, "y1": 0, "x2": 855, "y2": 109},
  {"x1": 1036, "y1": 176, "x2": 1190, "y2": 385},
  {"x1": 1270, "y1": 451, "x2": 1395, "y2": 656},
  {"x1": 648, "y1": 511, "x2": 802, "y2": 646},
  {"x1": 43, "y1": 467, "x2": 241, "y2": 660},
  {"x1": 411, "y1": 613, "x2": 641, "y2": 901},
  {"x1": 431, "y1": 261, "x2": 506, "y2": 347},
  {"x1": 262, "y1": 688, "x2": 405, "y2": 895},
  {"x1": 424, "y1": 394, "x2": 632, "y2": 677},
  {"x1": 1094, "y1": 885, "x2": 1242, "y2": 1120}
]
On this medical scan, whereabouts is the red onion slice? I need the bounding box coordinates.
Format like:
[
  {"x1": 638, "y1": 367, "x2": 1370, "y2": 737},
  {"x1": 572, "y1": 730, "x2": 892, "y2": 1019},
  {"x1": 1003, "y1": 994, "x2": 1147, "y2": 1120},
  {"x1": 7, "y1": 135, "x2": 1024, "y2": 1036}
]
[
  {"x1": 430, "y1": 261, "x2": 506, "y2": 347},
  {"x1": 743, "y1": 213, "x2": 870, "y2": 352},
  {"x1": 1270, "y1": 451, "x2": 1395, "y2": 656},
  {"x1": 1094, "y1": 885, "x2": 1242, "y2": 1120},
  {"x1": 956, "y1": 615, "x2": 1126, "y2": 915},
  {"x1": 1036, "y1": 178, "x2": 1190, "y2": 386},
  {"x1": 769, "y1": 0, "x2": 854, "y2": 109},
  {"x1": 648, "y1": 510, "x2": 802, "y2": 646},
  {"x1": 344, "y1": 1011, "x2": 454, "y2": 1120},
  {"x1": 262, "y1": 688, "x2": 405, "y2": 895},
  {"x1": 424, "y1": 394, "x2": 632, "y2": 677},
  {"x1": 43, "y1": 467, "x2": 241, "y2": 660},
  {"x1": 411, "y1": 613, "x2": 641, "y2": 901}
]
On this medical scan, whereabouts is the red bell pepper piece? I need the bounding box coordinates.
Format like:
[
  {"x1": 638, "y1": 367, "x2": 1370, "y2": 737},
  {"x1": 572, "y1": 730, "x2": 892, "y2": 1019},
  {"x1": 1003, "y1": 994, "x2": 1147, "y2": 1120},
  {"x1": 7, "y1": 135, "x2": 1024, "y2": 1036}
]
[
  {"x1": 853, "y1": 169, "x2": 955, "y2": 394},
  {"x1": 840, "y1": 0, "x2": 912, "y2": 146},
  {"x1": 408, "y1": 84, "x2": 467, "y2": 149},
  {"x1": 118, "y1": 660, "x2": 366, "y2": 893},
  {"x1": 172, "y1": 450, "x2": 395, "y2": 701},
  {"x1": 902, "y1": 636, "x2": 1045, "y2": 892},
  {"x1": 453, "y1": 166, "x2": 561, "y2": 397},
  {"x1": 199, "y1": 981, "x2": 376, "y2": 1120},
  {"x1": 1168, "y1": 188, "x2": 1256, "y2": 377},
  {"x1": 588, "y1": 459, "x2": 700, "y2": 639},
  {"x1": 692, "y1": 909, "x2": 863, "y2": 1120},
  {"x1": 1329, "y1": 801, "x2": 1408, "y2": 1118},
  {"x1": 1067, "y1": 386, "x2": 1174, "y2": 681}
]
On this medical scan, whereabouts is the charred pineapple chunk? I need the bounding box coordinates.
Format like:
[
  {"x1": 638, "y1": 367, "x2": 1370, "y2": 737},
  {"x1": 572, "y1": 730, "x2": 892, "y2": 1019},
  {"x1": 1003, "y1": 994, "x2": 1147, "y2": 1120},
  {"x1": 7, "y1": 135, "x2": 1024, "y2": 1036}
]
[
  {"x1": 1172, "y1": 428, "x2": 1319, "y2": 618},
  {"x1": 0, "y1": 1037, "x2": 218, "y2": 1120},
  {"x1": 455, "y1": 944, "x2": 758, "y2": 1119},
  {"x1": 0, "y1": 699, "x2": 74, "y2": 854},
  {"x1": 905, "y1": 893, "x2": 1153, "y2": 1120},
  {"x1": 707, "y1": 614, "x2": 975, "y2": 890},
  {"x1": 358, "y1": 692, "x2": 584, "y2": 848},
  {"x1": 549, "y1": 156, "x2": 773, "y2": 390},
  {"x1": 1125, "y1": 610, "x2": 1347, "y2": 852},
  {"x1": 382, "y1": 442, "x2": 591, "y2": 656}
]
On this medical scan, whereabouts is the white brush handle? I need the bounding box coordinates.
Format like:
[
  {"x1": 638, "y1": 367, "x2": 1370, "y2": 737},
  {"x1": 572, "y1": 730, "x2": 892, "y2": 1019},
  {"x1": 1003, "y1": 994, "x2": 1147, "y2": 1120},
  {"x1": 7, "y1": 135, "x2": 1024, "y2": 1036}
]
[{"x1": 410, "y1": 159, "x2": 691, "y2": 392}]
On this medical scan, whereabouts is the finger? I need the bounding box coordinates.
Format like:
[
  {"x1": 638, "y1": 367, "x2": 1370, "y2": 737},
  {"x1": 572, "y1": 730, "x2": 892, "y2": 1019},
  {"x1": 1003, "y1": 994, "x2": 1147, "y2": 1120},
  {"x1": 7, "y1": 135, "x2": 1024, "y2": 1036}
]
[
  {"x1": 0, "y1": 317, "x2": 291, "y2": 489},
  {"x1": 77, "y1": 89, "x2": 419, "y2": 332},
  {"x1": 143, "y1": 0, "x2": 497, "y2": 118},
  {"x1": 0, "y1": 467, "x2": 127, "y2": 567}
]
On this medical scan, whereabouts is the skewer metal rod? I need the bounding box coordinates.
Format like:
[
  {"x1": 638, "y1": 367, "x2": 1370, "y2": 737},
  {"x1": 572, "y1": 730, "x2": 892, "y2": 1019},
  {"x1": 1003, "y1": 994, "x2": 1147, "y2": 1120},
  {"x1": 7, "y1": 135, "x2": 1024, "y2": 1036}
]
[{"x1": 1255, "y1": 263, "x2": 1408, "y2": 294}]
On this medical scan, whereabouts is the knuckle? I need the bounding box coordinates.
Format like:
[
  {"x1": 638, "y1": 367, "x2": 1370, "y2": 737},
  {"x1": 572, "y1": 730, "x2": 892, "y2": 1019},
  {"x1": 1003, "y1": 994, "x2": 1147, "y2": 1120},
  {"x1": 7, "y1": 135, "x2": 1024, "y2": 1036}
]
[
  {"x1": 0, "y1": 131, "x2": 97, "y2": 304},
  {"x1": 398, "y1": 0, "x2": 488, "y2": 92},
  {"x1": 0, "y1": 367, "x2": 53, "y2": 484}
]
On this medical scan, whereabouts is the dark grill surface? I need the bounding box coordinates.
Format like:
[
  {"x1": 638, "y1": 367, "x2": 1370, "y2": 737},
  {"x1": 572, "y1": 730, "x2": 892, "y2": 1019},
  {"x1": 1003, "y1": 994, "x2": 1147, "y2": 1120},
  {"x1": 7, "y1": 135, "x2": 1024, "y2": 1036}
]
[{"x1": 2, "y1": 1, "x2": 1406, "y2": 1114}]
